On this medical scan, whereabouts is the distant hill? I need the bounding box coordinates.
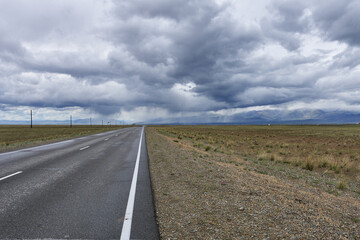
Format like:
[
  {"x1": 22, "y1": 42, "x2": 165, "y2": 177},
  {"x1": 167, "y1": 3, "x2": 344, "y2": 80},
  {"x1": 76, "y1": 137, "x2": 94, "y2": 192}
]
[
  {"x1": 2, "y1": 109, "x2": 360, "y2": 125},
  {"x1": 144, "y1": 109, "x2": 360, "y2": 125}
]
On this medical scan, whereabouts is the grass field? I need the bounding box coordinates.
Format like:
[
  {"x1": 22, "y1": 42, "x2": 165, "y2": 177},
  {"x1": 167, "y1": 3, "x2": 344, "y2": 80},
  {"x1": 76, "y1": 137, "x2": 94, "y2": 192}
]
[
  {"x1": 156, "y1": 125, "x2": 360, "y2": 177},
  {"x1": 146, "y1": 125, "x2": 360, "y2": 239},
  {"x1": 0, "y1": 125, "x2": 128, "y2": 152}
]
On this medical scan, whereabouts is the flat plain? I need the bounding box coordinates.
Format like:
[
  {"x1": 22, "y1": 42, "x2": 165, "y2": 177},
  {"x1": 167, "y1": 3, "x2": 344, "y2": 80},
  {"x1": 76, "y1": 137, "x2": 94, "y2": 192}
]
[
  {"x1": 146, "y1": 125, "x2": 360, "y2": 239},
  {"x1": 0, "y1": 125, "x2": 127, "y2": 153}
]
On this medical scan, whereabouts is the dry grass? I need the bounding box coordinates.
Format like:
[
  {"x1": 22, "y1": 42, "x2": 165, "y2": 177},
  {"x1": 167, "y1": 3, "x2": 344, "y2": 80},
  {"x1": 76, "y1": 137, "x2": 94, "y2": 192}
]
[
  {"x1": 146, "y1": 125, "x2": 360, "y2": 239},
  {"x1": 155, "y1": 125, "x2": 360, "y2": 177},
  {"x1": 0, "y1": 125, "x2": 128, "y2": 152}
]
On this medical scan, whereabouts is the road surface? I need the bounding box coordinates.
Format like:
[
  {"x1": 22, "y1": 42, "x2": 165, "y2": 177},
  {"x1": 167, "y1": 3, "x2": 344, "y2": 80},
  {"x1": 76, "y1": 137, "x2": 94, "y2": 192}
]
[{"x1": 0, "y1": 127, "x2": 159, "y2": 239}]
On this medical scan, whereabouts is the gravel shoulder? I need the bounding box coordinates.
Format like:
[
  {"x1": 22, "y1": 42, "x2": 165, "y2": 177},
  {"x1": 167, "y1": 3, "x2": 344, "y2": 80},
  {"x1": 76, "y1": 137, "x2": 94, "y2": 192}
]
[{"x1": 146, "y1": 127, "x2": 360, "y2": 239}]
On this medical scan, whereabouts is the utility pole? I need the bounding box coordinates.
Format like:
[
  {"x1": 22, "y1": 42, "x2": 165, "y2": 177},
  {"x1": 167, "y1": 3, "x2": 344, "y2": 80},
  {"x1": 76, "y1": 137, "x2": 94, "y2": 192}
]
[
  {"x1": 30, "y1": 110, "x2": 32, "y2": 128},
  {"x1": 90, "y1": 118, "x2": 92, "y2": 127},
  {"x1": 70, "y1": 115, "x2": 72, "y2": 128},
  {"x1": 102, "y1": 120, "x2": 103, "y2": 127}
]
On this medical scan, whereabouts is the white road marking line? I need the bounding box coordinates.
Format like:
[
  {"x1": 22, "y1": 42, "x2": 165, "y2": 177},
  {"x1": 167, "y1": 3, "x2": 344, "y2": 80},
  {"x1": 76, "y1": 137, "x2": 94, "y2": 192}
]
[
  {"x1": 104, "y1": 138, "x2": 109, "y2": 141},
  {"x1": 0, "y1": 171, "x2": 23, "y2": 182},
  {"x1": 80, "y1": 146, "x2": 90, "y2": 151},
  {"x1": 0, "y1": 128, "x2": 127, "y2": 157},
  {"x1": 120, "y1": 126, "x2": 144, "y2": 240}
]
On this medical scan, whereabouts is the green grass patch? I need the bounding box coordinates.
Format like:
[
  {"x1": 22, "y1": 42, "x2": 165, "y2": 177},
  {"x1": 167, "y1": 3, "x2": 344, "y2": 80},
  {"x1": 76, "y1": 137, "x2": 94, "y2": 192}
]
[{"x1": 254, "y1": 169, "x2": 268, "y2": 175}]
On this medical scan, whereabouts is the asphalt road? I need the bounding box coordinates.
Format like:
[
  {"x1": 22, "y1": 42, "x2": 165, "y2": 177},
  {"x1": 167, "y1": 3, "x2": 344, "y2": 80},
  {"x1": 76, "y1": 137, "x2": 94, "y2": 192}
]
[{"x1": 0, "y1": 127, "x2": 159, "y2": 239}]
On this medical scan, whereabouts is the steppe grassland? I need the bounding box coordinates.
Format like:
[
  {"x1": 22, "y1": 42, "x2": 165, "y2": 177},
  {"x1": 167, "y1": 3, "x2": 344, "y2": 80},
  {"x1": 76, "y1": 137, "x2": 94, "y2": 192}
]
[
  {"x1": 158, "y1": 125, "x2": 360, "y2": 177},
  {"x1": 0, "y1": 125, "x2": 128, "y2": 152},
  {"x1": 155, "y1": 125, "x2": 360, "y2": 195},
  {"x1": 146, "y1": 125, "x2": 360, "y2": 239}
]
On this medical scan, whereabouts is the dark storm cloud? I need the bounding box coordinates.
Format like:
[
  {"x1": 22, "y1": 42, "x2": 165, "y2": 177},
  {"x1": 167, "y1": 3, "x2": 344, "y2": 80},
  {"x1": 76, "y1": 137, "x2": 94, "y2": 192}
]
[
  {"x1": 108, "y1": 0, "x2": 265, "y2": 107},
  {"x1": 332, "y1": 47, "x2": 360, "y2": 69},
  {"x1": 268, "y1": 1, "x2": 310, "y2": 33},
  {"x1": 260, "y1": 1, "x2": 311, "y2": 51},
  {"x1": 268, "y1": 0, "x2": 360, "y2": 47},
  {"x1": 1, "y1": 0, "x2": 360, "y2": 122},
  {"x1": 0, "y1": 38, "x2": 27, "y2": 62},
  {"x1": 311, "y1": 0, "x2": 360, "y2": 47}
]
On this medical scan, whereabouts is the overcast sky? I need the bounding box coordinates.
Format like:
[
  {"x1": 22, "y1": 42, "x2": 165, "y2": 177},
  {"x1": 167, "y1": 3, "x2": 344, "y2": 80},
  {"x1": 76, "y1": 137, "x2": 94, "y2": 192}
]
[{"x1": 1, "y1": 0, "x2": 360, "y2": 123}]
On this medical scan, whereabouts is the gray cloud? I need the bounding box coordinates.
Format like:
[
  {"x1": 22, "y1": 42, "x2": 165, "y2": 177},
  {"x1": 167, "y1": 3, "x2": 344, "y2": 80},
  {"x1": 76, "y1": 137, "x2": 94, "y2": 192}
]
[
  {"x1": 311, "y1": 0, "x2": 360, "y2": 46},
  {"x1": 0, "y1": 0, "x2": 360, "y2": 123},
  {"x1": 271, "y1": 1, "x2": 310, "y2": 33}
]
